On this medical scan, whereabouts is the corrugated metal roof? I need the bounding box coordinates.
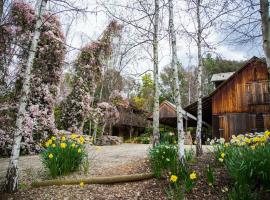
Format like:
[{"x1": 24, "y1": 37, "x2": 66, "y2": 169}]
[{"x1": 211, "y1": 72, "x2": 235, "y2": 82}]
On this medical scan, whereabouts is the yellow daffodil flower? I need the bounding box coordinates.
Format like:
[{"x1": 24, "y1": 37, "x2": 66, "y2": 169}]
[
  {"x1": 80, "y1": 181, "x2": 84, "y2": 187},
  {"x1": 79, "y1": 136, "x2": 85, "y2": 144},
  {"x1": 71, "y1": 143, "x2": 76, "y2": 148},
  {"x1": 49, "y1": 153, "x2": 53, "y2": 159},
  {"x1": 45, "y1": 142, "x2": 50, "y2": 147},
  {"x1": 52, "y1": 144, "x2": 56, "y2": 148},
  {"x1": 170, "y1": 175, "x2": 178, "y2": 183},
  {"x1": 189, "y1": 172, "x2": 197, "y2": 180},
  {"x1": 221, "y1": 152, "x2": 225, "y2": 159},
  {"x1": 71, "y1": 134, "x2": 77, "y2": 139},
  {"x1": 78, "y1": 148, "x2": 82, "y2": 153},
  {"x1": 51, "y1": 136, "x2": 56, "y2": 141},
  {"x1": 61, "y1": 136, "x2": 66, "y2": 141},
  {"x1": 60, "y1": 143, "x2": 67, "y2": 149},
  {"x1": 47, "y1": 139, "x2": 53, "y2": 145}
]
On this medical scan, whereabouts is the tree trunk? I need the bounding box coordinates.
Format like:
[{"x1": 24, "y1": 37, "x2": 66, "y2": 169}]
[
  {"x1": 4, "y1": 0, "x2": 47, "y2": 193},
  {"x1": 93, "y1": 122, "x2": 98, "y2": 144},
  {"x1": 152, "y1": 0, "x2": 160, "y2": 147},
  {"x1": 260, "y1": 0, "x2": 270, "y2": 96},
  {"x1": 168, "y1": 0, "x2": 185, "y2": 162},
  {"x1": 32, "y1": 173, "x2": 154, "y2": 187},
  {"x1": 0, "y1": 0, "x2": 3, "y2": 23},
  {"x1": 195, "y1": 0, "x2": 203, "y2": 157}
]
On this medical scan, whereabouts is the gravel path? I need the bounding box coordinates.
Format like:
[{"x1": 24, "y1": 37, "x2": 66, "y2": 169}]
[{"x1": 0, "y1": 144, "x2": 151, "y2": 184}]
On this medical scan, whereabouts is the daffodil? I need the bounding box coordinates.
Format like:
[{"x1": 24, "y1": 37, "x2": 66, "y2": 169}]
[
  {"x1": 49, "y1": 153, "x2": 53, "y2": 159},
  {"x1": 47, "y1": 139, "x2": 53, "y2": 145},
  {"x1": 51, "y1": 136, "x2": 56, "y2": 141},
  {"x1": 71, "y1": 134, "x2": 77, "y2": 139},
  {"x1": 45, "y1": 142, "x2": 50, "y2": 147},
  {"x1": 251, "y1": 145, "x2": 256, "y2": 150},
  {"x1": 60, "y1": 142, "x2": 67, "y2": 149},
  {"x1": 78, "y1": 148, "x2": 82, "y2": 153},
  {"x1": 170, "y1": 175, "x2": 178, "y2": 183},
  {"x1": 221, "y1": 152, "x2": 225, "y2": 159},
  {"x1": 52, "y1": 143, "x2": 56, "y2": 148},
  {"x1": 78, "y1": 136, "x2": 85, "y2": 144},
  {"x1": 189, "y1": 172, "x2": 197, "y2": 180},
  {"x1": 71, "y1": 143, "x2": 76, "y2": 148},
  {"x1": 80, "y1": 181, "x2": 84, "y2": 187},
  {"x1": 61, "y1": 136, "x2": 66, "y2": 141}
]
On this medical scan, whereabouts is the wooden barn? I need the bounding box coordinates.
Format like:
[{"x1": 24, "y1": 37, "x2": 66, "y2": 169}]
[
  {"x1": 185, "y1": 57, "x2": 270, "y2": 141},
  {"x1": 112, "y1": 105, "x2": 148, "y2": 140}
]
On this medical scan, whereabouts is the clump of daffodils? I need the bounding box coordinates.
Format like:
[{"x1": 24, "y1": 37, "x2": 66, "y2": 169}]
[{"x1": 41, "y1": 132, "x2": 88, "y2": 178}]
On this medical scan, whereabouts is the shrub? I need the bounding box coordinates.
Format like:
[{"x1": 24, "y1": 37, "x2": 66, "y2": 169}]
[
  {"x1": 213, "y1": 131, "x2": 270, "y2": 199},
  {"x1": 40, "y1": 134, "x2": 88, "y2": 178}
]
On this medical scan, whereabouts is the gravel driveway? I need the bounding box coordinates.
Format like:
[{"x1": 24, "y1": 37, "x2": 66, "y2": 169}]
[{"x1": 0, "y1": 144, "x2": 151, "y2": 184}]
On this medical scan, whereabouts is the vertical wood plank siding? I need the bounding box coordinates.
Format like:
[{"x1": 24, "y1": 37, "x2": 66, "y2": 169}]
[
  {"x1": 212, "y1": 60, "x2": 269, "y2": 114},
  {"x1": 211, "y1": 58, "x2": 270, "y2": 140}
]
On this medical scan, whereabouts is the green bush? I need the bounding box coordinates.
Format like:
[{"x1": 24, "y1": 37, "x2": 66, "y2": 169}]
[{"x1": 41, "y1": 134, "x2": 88, "y2": 178}]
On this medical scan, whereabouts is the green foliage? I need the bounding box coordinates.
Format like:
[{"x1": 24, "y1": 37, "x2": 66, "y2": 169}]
[
  {"x1": 149, "y1": 144, "x2": 179, "y2": 178},
  {"x1": 160, "y1": 132, "x2": 177, "y2": 145},
  {"x1": 184, "y1": 149, "x2": 195, "y2": 163},
  {"x1": 205, "y1": 164, "x2": 215, "y2": 187},
  {"x1": 160, "y1": 63, "x2": 189, "y2": 106},
  {"x1": 54, "y1": 106, "x2": 64, "y2": 130},
  {"x1": 125, "y1": 134, "x2": 151, "y2": 144},
  {"x1": 40, "y1": 135, "x2": 88, "y2": 178},
  {"x1": 149, "y1": 144, "x2": 197, "y2": 196}
]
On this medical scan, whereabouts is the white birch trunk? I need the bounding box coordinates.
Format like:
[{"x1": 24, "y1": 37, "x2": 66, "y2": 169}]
[
  {"x1": 152, "y1": 0, "x2": 160, "y2": 147},
  {"x1": 260, "y1": 0, "x2": 270, "y2": 95},
  {"x1": 195, "y1": 0, "x2": 203, "y2": 156},
  {"x1": 168, "y1": 0, "x2": 185, "y2": 162},
  {"x1": 4, "y1": 0, "x2": 47, "y2": 192}
]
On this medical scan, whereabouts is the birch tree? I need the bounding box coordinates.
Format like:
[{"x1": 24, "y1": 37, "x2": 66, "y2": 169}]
[
  {"x1": 168, "y1": 0, "x2": 185, "y2": 161},
  {"x1": 195, "y1": 0, "x2": 203, "y2": 156},
  {"x1": 260, "y1": 0, "x2": 270, "y2": 78},
  {"x1": 4, "y1": 0, "x2": 48, "y2": 192},
  {"x1": 152, "y1": 0, "x2": 160, "y2": 147}
]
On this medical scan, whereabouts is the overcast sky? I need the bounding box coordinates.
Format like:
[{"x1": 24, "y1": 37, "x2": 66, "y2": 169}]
[{"x1": 59, "y1": 0, "x2": 264, "y2": 78}]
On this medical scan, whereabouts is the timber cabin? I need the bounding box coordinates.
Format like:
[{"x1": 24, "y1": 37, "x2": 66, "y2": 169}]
[{"x1": 185, "y1": 57, "x2": 270, "y2": 141}]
